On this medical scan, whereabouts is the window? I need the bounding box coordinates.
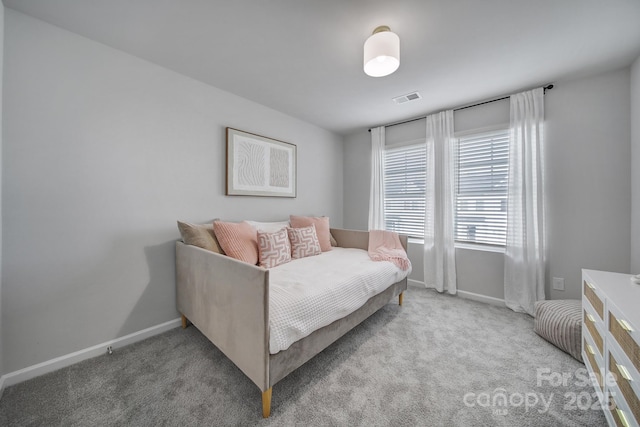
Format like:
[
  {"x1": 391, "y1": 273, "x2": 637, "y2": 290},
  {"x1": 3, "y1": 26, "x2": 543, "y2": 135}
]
[
  {"x1": 383, "y1": 144, "x2": 426, "y2": 238},
  {"x1": 454, "y1": 129, "x2": 509, "y2": 246},
  {"x1": 380, "y1": 128, "x2": 510, "y2": 246}
]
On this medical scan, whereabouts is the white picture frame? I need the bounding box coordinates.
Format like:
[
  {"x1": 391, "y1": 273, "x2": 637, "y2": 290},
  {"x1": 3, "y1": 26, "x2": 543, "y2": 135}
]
[{"x1": 226, "y1": 127, "x2": 297, "y2": 198}]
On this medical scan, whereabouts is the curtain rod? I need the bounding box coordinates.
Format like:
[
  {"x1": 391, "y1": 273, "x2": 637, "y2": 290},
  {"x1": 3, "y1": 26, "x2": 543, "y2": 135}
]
[{"x1": 367, "y1": 84, "x2": 554, "y2": 132}]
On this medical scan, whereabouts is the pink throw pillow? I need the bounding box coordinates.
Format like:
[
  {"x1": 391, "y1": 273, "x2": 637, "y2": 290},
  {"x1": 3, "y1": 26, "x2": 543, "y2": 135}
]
[
  {"x1": 287, "y1": 225, "x2": 322, "y2": 259},
  {"x1": 289, "y1": 215, "x2": 331, "y2": 252},
  {"x1": 213, "y1": 220, "x2": 258, "y2": 265},
  {"x1": 257, "y1": 228, "x2": 292, "y2": 268}
]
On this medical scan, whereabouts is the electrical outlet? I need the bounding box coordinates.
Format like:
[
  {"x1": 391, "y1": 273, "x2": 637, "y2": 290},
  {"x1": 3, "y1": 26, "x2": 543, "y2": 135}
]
[{"x1": 553, "y1": 277, "x2": 565, "y2": 291}]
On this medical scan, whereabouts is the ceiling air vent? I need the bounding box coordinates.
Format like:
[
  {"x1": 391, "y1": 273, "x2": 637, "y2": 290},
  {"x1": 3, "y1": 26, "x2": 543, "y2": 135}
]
[{"x1": 393, "y1": 91, "x2": 422, "y2": 105}]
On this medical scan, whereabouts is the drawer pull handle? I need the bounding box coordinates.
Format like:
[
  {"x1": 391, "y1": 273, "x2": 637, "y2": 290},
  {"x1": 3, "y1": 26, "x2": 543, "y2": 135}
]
[
  {"x1": 617, "y1": 364, "x2": 633, "y2": 381},
  {"x1": 586, "y1": 313, "x2": 596, "y2": 323},
  {"x1": 617, "y1": 318, "x2": 634, "y2": 332},
  {"x1": 586, "y1": 344, "x2": 595, "y2": 355},
  {"x1": 585, "y1": 281, "x2": 596, "y2": 289},
  {"x1": 616, "y1": 408, "x2": 630, "y2": 427}
]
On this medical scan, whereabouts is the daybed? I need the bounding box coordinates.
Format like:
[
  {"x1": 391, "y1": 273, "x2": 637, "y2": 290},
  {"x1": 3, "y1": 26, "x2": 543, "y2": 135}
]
[{"x1": 175, "y1": 227, "x2": 408, "y2": 417}]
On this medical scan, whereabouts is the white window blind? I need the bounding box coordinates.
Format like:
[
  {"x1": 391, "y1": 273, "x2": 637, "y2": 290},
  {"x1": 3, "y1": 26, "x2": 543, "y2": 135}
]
[
  {"x1": 383, "y1": 144, "x2": 426, "y2": 238},
  {"x1": 455, "y1": 129, "x2": 509, "y2": 246}
]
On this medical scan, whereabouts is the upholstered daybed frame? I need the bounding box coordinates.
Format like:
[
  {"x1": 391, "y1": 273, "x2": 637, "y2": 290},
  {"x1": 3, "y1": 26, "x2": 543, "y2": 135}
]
[{"x1": 176, "y1": 228, "x2": 407, "y2": 418}]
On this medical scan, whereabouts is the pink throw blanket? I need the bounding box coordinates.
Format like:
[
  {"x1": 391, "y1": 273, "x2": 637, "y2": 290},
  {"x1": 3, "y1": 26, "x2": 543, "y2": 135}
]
[{"x1": 368, "y1": 230, "x2": 411, "y2": 271}]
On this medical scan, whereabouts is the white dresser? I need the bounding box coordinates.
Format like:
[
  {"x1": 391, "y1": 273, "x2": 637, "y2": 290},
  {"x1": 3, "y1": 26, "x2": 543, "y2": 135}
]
[{"x1": 582, "y1": 269, "x2": 640, "y2": 427}]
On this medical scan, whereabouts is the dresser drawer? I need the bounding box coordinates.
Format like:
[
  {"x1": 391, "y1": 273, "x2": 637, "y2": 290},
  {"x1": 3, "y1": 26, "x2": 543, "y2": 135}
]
[
  {"x1": 610, "y1": 351, "x2": 640, "y2": 423},
  {"x1": 609, "y1": 310, "x2": 640, "y2": 374},
  {"x1": 584, "y1": 337, "x2": 604, "y2": 391},
  {"x1": 605, "y1": 392, "x2": 618, "y2": 427},
  {"x1": 610, "y1": 400, "x2": 635, "y2": 427},
  {"x1": 608, "y1": 380, "x2": 639, "y2": 427},
  {"x1": 584, "y1": 280, "x2": 604, "y2": 319},
  {"x1": 584, "y1": 308, "x2": 604, "y2": 355}
]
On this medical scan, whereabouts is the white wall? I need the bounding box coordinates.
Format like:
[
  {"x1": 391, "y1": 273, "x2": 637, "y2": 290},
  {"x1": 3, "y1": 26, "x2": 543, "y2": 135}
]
[
  {"x1": 631, "y1": 55, "x2": 640, "y2": 273},
  {"x1": 2, "y1": 10, "x2": 344, "y2": 373},
  {"x1": 344, "y1": 67, "x2": 632, "y2": 302}
]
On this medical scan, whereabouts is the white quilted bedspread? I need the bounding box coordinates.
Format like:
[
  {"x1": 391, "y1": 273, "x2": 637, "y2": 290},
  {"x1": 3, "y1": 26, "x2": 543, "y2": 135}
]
[{"x1": 268, "y1": 247, "x2": 411, "y2": 354}]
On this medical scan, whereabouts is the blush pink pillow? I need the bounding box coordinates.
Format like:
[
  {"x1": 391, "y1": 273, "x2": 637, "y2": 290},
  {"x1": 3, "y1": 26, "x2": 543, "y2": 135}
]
[
  {"x1": 257, "y1": 228, "x2": 291, "y2": 268},
  {"x1": 287, "y1": 225, "x2": 322, "y2": 259},
  {"x1": 289, "y1": 215, "x2": 331, "y2": 252},
  {"x1": 213, "y1": 220, "x2": 258, "y2": 265}
]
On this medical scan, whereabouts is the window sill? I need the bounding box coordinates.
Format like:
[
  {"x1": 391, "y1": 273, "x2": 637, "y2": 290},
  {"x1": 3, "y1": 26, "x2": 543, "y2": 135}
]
[
  {"x1": 407, "y1": 238, "x2": 505, "y2": 254},
  {"x1": 455, "y1": 242, "x2": 505, "y2": 253}
]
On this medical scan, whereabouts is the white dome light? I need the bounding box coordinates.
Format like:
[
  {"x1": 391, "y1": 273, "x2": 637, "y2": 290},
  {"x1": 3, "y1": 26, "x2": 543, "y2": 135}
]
[{"x1": 363, "y1": 26, "x2": 400, "y2": 77}]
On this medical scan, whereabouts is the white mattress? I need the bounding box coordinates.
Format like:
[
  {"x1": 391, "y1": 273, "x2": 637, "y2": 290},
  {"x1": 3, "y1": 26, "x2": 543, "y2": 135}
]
[{"x1": 268, "y1": 247, "x2": 410, "y2": 354}]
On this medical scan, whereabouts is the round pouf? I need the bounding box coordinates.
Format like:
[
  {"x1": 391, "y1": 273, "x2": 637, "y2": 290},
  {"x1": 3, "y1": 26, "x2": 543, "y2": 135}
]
[{"x1": 534, "y1": 300, "x2": 583, "y2": 362}]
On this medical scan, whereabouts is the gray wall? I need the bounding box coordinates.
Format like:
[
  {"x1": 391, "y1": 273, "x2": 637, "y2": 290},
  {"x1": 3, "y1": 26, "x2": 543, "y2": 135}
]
[
  {"x1": 546, "y1": 68, "x2": 631, "y2": 299},
  {"x1": 344, "y1": 67, "x2": 632, "y2": 301},
  {"x1": 0, "y1": 1, "x2": 4, "y2": 379},
  {"x1": 632, "y1": 56, "x2": 640, "y2": 273},
  {"x1": 2, "y1": 10, "x2": 344, "y2": 373},
  {"x1": 343, "y1": 130, "x2": 370, "y2": 231}
]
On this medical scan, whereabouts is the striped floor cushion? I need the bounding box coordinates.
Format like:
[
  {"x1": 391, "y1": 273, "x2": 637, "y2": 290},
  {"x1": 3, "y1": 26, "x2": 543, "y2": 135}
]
[{"x1": 534, "y1": 300, "x2": 583, "y2": 362}]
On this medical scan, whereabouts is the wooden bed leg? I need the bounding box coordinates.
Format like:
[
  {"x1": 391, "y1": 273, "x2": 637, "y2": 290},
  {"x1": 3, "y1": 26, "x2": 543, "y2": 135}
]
[
  {"x1": 181, "y1": 314, "x2": 189, "y2": 329},
  {"x1": 399, "y1": 292, "x2": 404, "y2": 306},
  {"x1": 262, "y1": 388, "x2": 272, "y2": 418}
]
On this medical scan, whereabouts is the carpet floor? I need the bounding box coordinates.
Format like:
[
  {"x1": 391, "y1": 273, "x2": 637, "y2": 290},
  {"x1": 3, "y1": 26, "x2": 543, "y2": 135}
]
[{"x1": 0, "y1": 286, "x2": 607, "y2": 426}]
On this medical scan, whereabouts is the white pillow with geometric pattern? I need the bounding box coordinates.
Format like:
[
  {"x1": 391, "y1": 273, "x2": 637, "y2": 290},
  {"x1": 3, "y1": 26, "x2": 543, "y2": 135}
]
[
  {"x1": 287, "y1": 225, "x2": 321, "y2": 259},
  {"x1": 257, "y1": 228, "x2": 292, "y2": 268}
]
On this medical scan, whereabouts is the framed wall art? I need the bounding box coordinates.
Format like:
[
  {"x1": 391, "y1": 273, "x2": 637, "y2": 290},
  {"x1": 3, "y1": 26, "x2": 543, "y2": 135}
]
[{"x1": 226, "y1": 128, "x2": 297, "y2": 197}]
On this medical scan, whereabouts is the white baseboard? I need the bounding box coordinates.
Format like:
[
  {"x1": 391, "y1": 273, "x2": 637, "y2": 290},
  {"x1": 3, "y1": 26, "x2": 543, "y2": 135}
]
[
  {"x1": 0, "y1": 318, "x2": 182, "y2": 389},
  {"x1": 407, "y1": 279, "x2": 505, "y2": 307},
  {"x1": 457, "y1": 290, "x2": 506, "y2": 307},
  {"x1": 407, "y1": 279, "x2": 425, "y2": 288}
]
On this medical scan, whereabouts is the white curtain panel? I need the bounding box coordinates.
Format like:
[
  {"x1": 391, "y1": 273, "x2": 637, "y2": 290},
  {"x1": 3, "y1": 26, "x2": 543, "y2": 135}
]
[
  {"x1": 424, "y1": 111, "x2": 457, "y2": 294},
  {"x1": 368, "y1": 126, "x2": 385, "y2": 230},
  {"x1": 504, "y1": 87, "x2": 546, "y2": 315}
]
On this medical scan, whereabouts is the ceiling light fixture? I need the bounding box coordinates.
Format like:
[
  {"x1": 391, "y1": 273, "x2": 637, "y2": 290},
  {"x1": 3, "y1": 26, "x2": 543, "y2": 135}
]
[{"x1": 363, "y1": 25, "x2": 400, "y2": 77}]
